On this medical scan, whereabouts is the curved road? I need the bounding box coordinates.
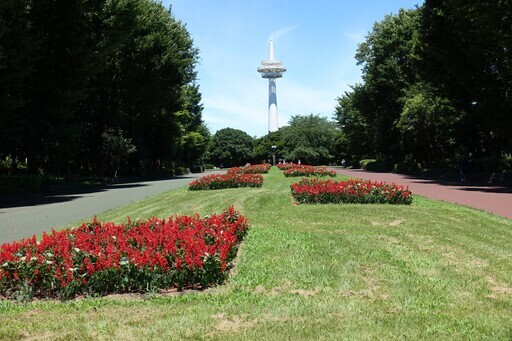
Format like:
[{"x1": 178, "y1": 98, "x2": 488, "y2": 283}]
[
  {"x1": 0, "y1": 173, "x2": 216, "y2": 243},
  {"x1": 334, "y1": 168, "x2": 512, "y2": 220}
]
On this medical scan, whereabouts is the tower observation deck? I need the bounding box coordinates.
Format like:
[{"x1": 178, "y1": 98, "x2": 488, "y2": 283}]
[{"x1": 257, "y1": 40, "x2": 286, "y2": 132}]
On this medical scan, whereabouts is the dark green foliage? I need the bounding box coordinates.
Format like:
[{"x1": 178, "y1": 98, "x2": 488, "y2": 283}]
[
  {"x1": 207, "y1": 128, "x2": 254, "y2": 167},
  {"x1": 359, "y1": 159, "x2": 393, "y2": 172},
  {"x1": 420, "y1": 0, "x2": 512, "y2": 161},
  {"x1": 393, "y1": 159, "x2": 422, "y2": 174},
  {"x1": 359, "y1": 159, "x2": 376, "y2": 170},
  {"x1": 335, "y1": 3, "x2": 512, "y2": 171},
  {"x1": 101, "y1": 129, "x2": 137, "y2": 178},
  {"x1": 397, "y1": 83, "x2": 461, "y2": 163},
  {"x1": 253, "y1": 130, "x2": 284, "y2": 164},
  {"x1": 0, "y1": 0, "x2": 207, "y2": 179},
  {"x1": 280, "y1": 114, "x2": 338, "y2": 165},
  {"x1": 0, "y1": 175, "x2": 42, "y2": 195},
  {"x1": 253, "y1": 115, "x2": 339, "y2": 166},
  {"x1": 0, "y1": 0, "x2": 38, "y2": 174},
  {"x1": 334, "y1": 86, "x2": 373, "y2": 164}
]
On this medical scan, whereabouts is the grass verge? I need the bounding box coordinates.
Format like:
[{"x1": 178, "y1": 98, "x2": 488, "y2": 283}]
[{"x1": 1, "y1": 167, "x2": 511, "y2": 340}]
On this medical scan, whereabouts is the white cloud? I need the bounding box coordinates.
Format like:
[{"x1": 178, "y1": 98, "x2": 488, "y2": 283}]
[
  {"x1": 269, "y1": 25, "x2": 299, "y2": 42},
  {"x1": 278, "y1": 80, "x2": 339, "y2": 122},
  {"x1": 343, "y1": 31, "x2": 366, "y2": 45},
  {"x1": 201, "y1": 74, "x2": 269, "y2": 136}
]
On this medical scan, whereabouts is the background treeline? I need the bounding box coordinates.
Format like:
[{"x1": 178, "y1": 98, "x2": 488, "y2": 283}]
[
  {"x1": 208, "y1": 0, "x2": 511, "y2": 176},
  {"x1": 335, "y1": 0, "x2": 512, "y2": 173},
  {"x1": 0, "y1": 0, "x2": 210, "y2": 180},
  {"x1": 206, "y1": 114, "x2": 338, "y2": 168}
]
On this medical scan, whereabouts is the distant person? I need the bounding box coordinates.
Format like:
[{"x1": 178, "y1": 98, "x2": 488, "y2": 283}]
[{"x1": 459, "y1": 157, "x2": 467, "y2": 183}]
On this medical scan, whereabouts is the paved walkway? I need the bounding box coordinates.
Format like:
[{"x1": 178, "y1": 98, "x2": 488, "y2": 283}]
[
  {"x1": 0, "y1": 173, "x2": 218, "y2": 243},
  {"x1": 334, "y1": 168, "x2": 512, "y2": 220}
]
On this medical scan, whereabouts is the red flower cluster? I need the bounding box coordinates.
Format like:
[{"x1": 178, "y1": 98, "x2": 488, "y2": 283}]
[
  {"x1": 291, "y1": 178, "x2": 413, "y2": 205},
  {"x1": 277, "y1": 163, "x2": 294, "y2": 170},
  {"x1": 283, "y1": 164, "x2": 336, "y2": 177},
  {"x1": 227, "y1": 163, "x2": 271, "y2": 174},
  {"x1": 189, "y1": 172, "x2": 264, "y2": 191},
  {"x1": 0, "y1": 206, "x2": 249, "y2": 300}
]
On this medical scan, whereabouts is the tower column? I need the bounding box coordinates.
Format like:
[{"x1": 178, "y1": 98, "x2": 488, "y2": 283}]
[{"x1": 268, "y1": 78, "x2": 278, "y2": 132}]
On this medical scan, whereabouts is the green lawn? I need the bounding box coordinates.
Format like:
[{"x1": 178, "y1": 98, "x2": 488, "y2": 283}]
[{"x1": 1, "y1": 167, "x2": 511, "y2": 340}]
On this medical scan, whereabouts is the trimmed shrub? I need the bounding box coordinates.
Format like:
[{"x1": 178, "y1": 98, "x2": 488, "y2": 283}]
[
  {"x1": 359, "y1": 159, "x2": 393, "y2": 172},
  {"x1": 358, "y1": 159, "x2": 376, "y2": 169},
  {"x1": 174, "y1": 167, "x2": 190, "y2": 176},
  {"x1": 0, "y1": 175, "x2": 42, "y2": 195},
  {"x1": 393, "y1": 160, "x2": 422, "y2": 174}
]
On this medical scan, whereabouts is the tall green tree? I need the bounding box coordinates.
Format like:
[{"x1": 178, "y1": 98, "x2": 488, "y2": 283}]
[
  {"x1": 0, "y1": 0, "x2": 38, "y2": 173},
  {"x1": 353, "y1": 8, "x2": 422, "y2": 160},
  {"x1": 336, "y1": 2, "x2": 512, "y2": 171},
  {"x1": 89, "y1": 1, "x2": 199, "y2": 174},
  {"x1": 334, "y1": 84, "x2": 374, "y2": 164},
  {"x1": 176, "y1": 84, "x2": 211, "y2": 169},
  {"x1": 207, "y1": 128, "x2": 254, "y2": 168},
  {"x1": 0, "y1": 0, "x2": 203, "y2": 177},
  {"x1": 420, "y1": 0, "x2": 512, "y2": 160},
  {"x1": 253, "y1": 130, "x2": 284, "y2": 164},
  {"x1": 25, "y1": 0, "x2": 101, "y2": 174},
  {"x1": 397, "y1": 83, "x2": 461, "y2": 163},
  {"x1": 281, "y1": 114, "x2": 338, "y2": 165}
]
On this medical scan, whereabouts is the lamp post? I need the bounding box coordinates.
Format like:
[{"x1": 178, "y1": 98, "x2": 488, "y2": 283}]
[{"x1": 271, "y1": 145, "x2": 277, "y2": 166}]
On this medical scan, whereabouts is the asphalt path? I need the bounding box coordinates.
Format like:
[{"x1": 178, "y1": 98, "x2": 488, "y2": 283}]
[
  {"x1": 0, "y1": 173, "x2": 216, "y2": 243},
  {"x1": 334, "y1": 168, "x2": 512, "y2": 220}
]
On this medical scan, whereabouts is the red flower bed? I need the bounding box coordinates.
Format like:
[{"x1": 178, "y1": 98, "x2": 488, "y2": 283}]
[
  {"x1": 291, "y1": 178, "x2": 412, "y2": 205},
  {"x1": 189, "y1": 173, "x2": 263, "y2": 190},
  {"x1": 0, "y1": 207, "x2": 248, "y2": 300},
  {"x1": 277, "y1": 163, "x2": 294, "y2": 170},
  {"x1": 228, "y1": 163, "x2": 271, "y2": 174},
  {"x1": 283, "y1": 164, "x2": 336, "y2": 177}
]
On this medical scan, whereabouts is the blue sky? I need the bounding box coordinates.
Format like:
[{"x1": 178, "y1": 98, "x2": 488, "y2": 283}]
[{"x1": 164, "y1": 0, "x2": 423, "y2": 138}]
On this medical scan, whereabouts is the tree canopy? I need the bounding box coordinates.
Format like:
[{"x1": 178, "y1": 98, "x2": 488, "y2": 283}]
[
  {"x1": 207, "y1": 128, "x2": 254, "y2": 168},
  {"x1": 251, "y1": 114, "x2": 339, "y2": 166},
  {"x1": 0, "y1": 0, "x2": 209, "y2": 177},
  {"x1": 281, "y1": 114, "x2": 338, "y2": 165},
  {"x1": 335, "y1": 2, "x2": 512, "y2": 171}
]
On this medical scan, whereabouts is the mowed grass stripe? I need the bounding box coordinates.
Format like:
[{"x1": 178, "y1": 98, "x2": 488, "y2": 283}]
[{"x1": 1, "y1": 167, "x2": 511, "y2": 340}]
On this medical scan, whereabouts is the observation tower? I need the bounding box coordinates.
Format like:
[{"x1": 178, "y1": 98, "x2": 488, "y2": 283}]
[{"x1": 257, "y1": 40, "x2": 286, "y2": 132}]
